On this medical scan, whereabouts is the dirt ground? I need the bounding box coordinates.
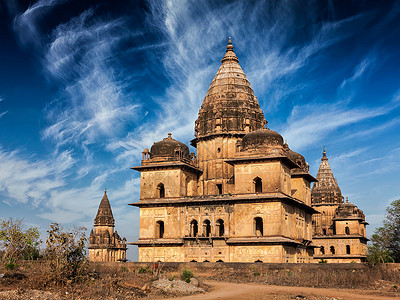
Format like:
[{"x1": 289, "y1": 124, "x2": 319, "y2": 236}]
[
  {"x1": 173, "y1": 280, "x2": 400, "y2": 300},
  {"x1": 1, "y1": 262, "x2": 400, "y2": 299}
]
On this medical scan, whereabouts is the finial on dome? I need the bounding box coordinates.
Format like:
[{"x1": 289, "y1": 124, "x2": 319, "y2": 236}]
[
  {"x1": 104, "y1": 188, "x2": 107, "y2": 194},
  {"x1": 226, "y1": 36, "x2": 234, "y2": 52},
  {"x1": 322, "y1": 146, "x2": 328, "y2": 161},
  {"x1": 346, "y1": 197, "x2": 349, "y2": 203},
  {"x1": 168, "y1": 133, "x2": 172, "y2": 139}
]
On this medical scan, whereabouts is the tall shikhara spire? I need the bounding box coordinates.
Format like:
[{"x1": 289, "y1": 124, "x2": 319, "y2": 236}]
[
  {"x1": 311, "y1": 147, "x2": 343, "y2": 204},
  {"x1": 193, "y1": 37, "x2": 266, "y2": 143},
  {"x1": 94, "y1": 189, "x2": 115, "y2": 227}
]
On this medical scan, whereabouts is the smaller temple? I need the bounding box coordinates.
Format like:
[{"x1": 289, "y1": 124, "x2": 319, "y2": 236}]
[
  {"x1": 89, "y1": 190, "x2": 127, "y2": 262},
  {"x1": 312, "y1": 148, "x2": 368, "y2": 263}
]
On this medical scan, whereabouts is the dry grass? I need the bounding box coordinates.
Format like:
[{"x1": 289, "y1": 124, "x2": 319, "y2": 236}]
[{"x1": 1, "y1": 261, "x2": 400, "y2": 298}]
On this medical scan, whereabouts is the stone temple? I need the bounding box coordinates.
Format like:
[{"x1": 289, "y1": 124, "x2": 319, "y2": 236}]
[
  {"x1": 311, "y1": 147, "x2": 368, "y2": 262},
  {"x1": 129, "y1": 38, "x2": 321, "y2": 263},
  {"x1": 89, "y1": 190, "x2": 127, "y2": 262}
]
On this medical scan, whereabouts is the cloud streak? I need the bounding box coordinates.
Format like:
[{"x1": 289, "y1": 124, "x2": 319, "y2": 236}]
[
  {"x1": 41, "y1": 9, "x2": 140, "y2": 149},
  {"x1": 0, "y1": 148, "x2": 74, "y2": 206}
]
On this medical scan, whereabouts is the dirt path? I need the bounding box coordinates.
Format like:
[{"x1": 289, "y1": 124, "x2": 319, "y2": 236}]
[{"x1": 173, "y1": 281, "x2": 400, "y2": 300}]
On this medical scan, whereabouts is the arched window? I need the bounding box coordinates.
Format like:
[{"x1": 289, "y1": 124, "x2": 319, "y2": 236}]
[
  {"x1": 346, "y1": 245, "x2": 351, "y2": 254},
  {"x1": 330, "y1": 246, "x2": 335, "y2": 255},
  {"x1": 254, "y1": 177, "x2": 262, "y2": 193},
  {"x1": 216, "y1": 219, "x2": 224, "y2": 236},
  {"x1": 320, "y1": 246, "x2": 325, "y2": 254},
  {"x1": 322, "y1": 228, "x2": 327, "y2": 235},
  {"x1": 190, "y1": 220, "x2": 198, "y2": 237},
  {"x1": 156, "y1": 221, "x2": 164, "y2": 238},
  {"x1": 157, "y1": 183, "x2": 165, "y2": 198},
  {"x1": 216, "y1": 184, "x2": 223, "y2": 194},
  {"x1": 203, "y1": 219, "x2": 211, "y2": 237},
  {"x1": 345, "y1": 226, "x2": 350, "y2": 235},
  {"x1": 254, "y1": 217, "x2": 263, "y2": 236},
  {"x1": 361, "y1": 228, "x2": 364, "y2": 236}
]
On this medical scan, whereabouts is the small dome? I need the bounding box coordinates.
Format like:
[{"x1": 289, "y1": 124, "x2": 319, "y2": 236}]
[
  {"x1": 288, "y1": 149, "x2": 305, "y2": 165},
  {"x1": 151, "y1": 133, "x2": 190, "y2": 159},
  {"x1": 335, "y1": 198, "x2": 364, "y2": 219},
  {"x1": 287, "y1": 149, "x2": 309, "y2": 171},
  {"x1": 241, "y1": 129, "x2": 284, "y2": 151}
]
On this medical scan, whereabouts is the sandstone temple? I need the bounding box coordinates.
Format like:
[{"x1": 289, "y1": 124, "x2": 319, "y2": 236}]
[
  {"x1": 128, "y1": 38, "x2": 368, "y2": 263},
  {"x1": 89, "y1": 190, "x2": 127, "y2": 262},
  {"x1": 311, "y1": 147, "x2": 368, "y2": 262},
  {"x1": 130, "y1": 38, "x2": 321, "y2": 263}
]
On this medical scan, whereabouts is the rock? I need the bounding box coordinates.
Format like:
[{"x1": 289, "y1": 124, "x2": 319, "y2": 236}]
[
  {"x1": 190, "y1": 277, "x2": 199, "y2": 287},
  {"x1": 152, "y1": 278, "x2": 204, "y2": 294},
  {"x1": 141, "y1": 283, "x2": 150, "y2": 291}
]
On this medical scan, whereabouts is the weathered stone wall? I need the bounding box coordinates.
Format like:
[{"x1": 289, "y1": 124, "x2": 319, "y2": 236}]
[
  {"x1": 92, "y1": 261, "x2": 400, "y2": 275},
  {"x1": 89, "y1": 248, "x2": 126, "y2": 262},
  {"x1": 313, "y1": 237, "x2": 367, "y2": 262},
  {"x1": 291, "y1": 177, "x2": 311, "y2": 205},
  {"x1": 335, "y1": 219, "x2": 364, "y2": 236},
  {"x1": 196, "y1": 137, "x2": 239, "y2": 195},
  {"x1": 234, "y1": 161, "x2": 291, "y2": 194}
]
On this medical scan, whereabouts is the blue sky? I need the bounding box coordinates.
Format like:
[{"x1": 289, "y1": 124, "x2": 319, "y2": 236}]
[{"x1": 0, "y1": 0, "x2": 399, "y2": 260}]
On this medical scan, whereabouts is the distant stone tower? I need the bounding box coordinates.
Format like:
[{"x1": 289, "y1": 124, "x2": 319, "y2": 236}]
[
  {"x1": 312, "y1": 148, "x2": 368, "y2": 262},
  {"x1": 89, "y1": 190, "x2": 127, "y2": 262}
]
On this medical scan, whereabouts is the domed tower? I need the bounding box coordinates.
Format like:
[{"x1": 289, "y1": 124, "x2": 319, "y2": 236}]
[
  {"x1": 311, "y1": 148, "x2": 368, "y2": 263},
  {"x1": 311, "y1": 147, "x2": 344, "y2": 236},
  {"x1": 312, "y1": 147, "x2": 343, "y2": 205},
  {"x1": 191, "y1": 38, "x2": 267, "y2": 195},
  {"x1": 131, "y1": 38, "x2": 317, "y2": 263},
  {"x1": 89, "y1": 190, "x2": 127, "y2": 262}
]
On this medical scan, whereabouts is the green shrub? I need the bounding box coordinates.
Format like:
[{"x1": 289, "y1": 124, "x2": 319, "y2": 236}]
[
  {"x1": 4, "y1": 258, "x2": 17, "y2": 270},
  {"x1": 181, "y1": 268, "x2": 193, "y2": 283},
  {"x1": 121, "y1": 266, "x2": 128, "y2": 272},
  {"x1": 253, "y1": 271, "x2": 260, "y2": 276},
  {"x1": 139, "y1": 266, "x2": 150, "y2": 274},
  {"x1": 318, "y1": 258, "x2": 327, "y2": 263}
]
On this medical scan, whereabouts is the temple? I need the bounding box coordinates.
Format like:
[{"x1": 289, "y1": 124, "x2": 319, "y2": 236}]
[
  {"x1": 311, "y1": 148, "x2": 368, "y2": 262},
  {"x1": 89, "y1": 190, "x2": 127, "y2": 262},
  {"x1": 130, "y1": 38, "x2": 319, "y2": 263}
]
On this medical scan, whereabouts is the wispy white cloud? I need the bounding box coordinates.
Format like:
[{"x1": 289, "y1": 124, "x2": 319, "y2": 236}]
[
  {"x1": 12, "y1": 0, "x2": 58, "y2": 48},
  {"x1": 0, "y1": 148, "x2": 74, "y2": 206},
  {"x1": 282, "y1": 90, "x2": 400, "y2": 151},
  {"x1": 40, "y1": 9, "x2": 140, "y2": 148},
  {"x1": 0, "y1": 96, "x2": 7, "y2": 118},
  {"x1": 339, "y1": 53, "x2": 377, "y2": 95}
]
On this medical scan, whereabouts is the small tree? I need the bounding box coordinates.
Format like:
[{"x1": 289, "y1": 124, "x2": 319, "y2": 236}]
[
  {"x1": 368, "y1": 199, "x2": 400, "y2": 263},
  {"x1": 0, "y1": 218, "x2": 40, "y2": 263},
  {"x1": 44, "y1": 223, "x2": 88, "y2": 284}
]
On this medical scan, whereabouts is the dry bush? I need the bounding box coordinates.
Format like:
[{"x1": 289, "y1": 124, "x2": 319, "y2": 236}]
[
  {"x1": 260, "y1": 265, "x2": 400, "y2": 288},
  {"x1": 43, "y1": 223, "x2": 88, "y2": 285}
]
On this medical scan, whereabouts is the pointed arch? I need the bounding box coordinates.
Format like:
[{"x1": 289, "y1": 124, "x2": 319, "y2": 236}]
[
  {"x1": 216, "y1": 219, "x2": 224, "y2": 236},
  {"x1": 203, "y1": 219, "x2": 211, "y2": 237},
  {"x1": 156, "y1": 220, "x2": 164, "y2": 238},
  {"x1": 254, "y1": 217, "x2": 263, "y2": 236},
  {"x1": 190, "y1": 219, "x2": 198, "y2": 237},
  {"x1": 254, "y1": 177, "x2": 262, "y2": 193},
  {"x1": 157, "y1": 183, "x2": 165, "y2": 198}
]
